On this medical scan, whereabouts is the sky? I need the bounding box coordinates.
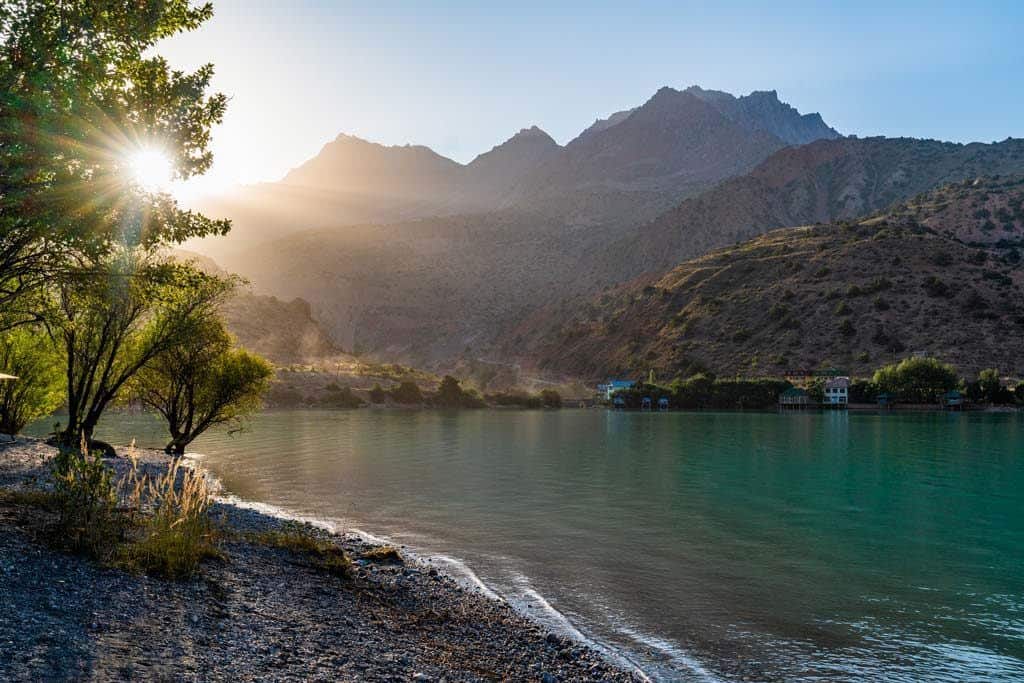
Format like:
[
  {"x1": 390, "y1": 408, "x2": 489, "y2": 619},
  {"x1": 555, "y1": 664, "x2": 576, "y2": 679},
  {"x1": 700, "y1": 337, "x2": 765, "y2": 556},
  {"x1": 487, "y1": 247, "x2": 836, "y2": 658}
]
[{"x1": 160, "y1": 0, "x2": 1024, "y2": 199}]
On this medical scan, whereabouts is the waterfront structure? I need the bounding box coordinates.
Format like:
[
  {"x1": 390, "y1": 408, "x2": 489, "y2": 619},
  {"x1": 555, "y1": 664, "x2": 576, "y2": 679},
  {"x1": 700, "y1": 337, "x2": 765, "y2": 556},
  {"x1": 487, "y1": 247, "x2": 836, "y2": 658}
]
[
  {"x1": 779, "y1": 386, "x2": 811, "y2": 409},
  {"x1": 824, "y1": 377, "x2": 850, "y2": 407},
  {"x1": 598, "y1": 379, "x2": 635, "y2": 401}
]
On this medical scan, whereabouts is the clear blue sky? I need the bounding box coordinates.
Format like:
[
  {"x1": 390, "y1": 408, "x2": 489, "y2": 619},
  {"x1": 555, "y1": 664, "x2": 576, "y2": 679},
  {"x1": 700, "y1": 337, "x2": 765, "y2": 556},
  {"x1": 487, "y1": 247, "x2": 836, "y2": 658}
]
[{"x1": 161, "y1": 0, "x2": 1024, "y2": 194}]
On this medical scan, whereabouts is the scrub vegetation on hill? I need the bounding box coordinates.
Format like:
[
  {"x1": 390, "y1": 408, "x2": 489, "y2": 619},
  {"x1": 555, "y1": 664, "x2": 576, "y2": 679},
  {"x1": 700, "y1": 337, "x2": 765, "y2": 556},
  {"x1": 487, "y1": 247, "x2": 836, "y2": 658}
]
[{"x1": 515, "y1": 177, "x2": 1024, "y2": 380}]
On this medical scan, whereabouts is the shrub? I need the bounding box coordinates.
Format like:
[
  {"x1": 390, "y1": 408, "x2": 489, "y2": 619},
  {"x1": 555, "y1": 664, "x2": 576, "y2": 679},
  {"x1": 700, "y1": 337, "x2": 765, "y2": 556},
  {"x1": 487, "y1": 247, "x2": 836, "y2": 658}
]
[
  {"x1": 368, "y1": 383, "x2": 387, "y2": 404},
  {"x1": 838, "y1": 319, "x2": 856, "y2": 337},
  {"x1": 834, "y1": 301, "x2": 852, "y2": 316},
  {"x1": 873, "y1": 296, "x2": 890, "y2": 311},
  {"x1": 51, "y1": 443, "x2": 120, "y2": 559},
  {"x1": 432, "y1": 375, "x2": 484, "y2": 408},
  {"x1": 540, "y1": 389, "x2": 562, "y2": 409},
  {"x1": 317, "y1": 384, "x2": 364, "y2": 409},
  {"x1": 922, "y1": 276, "x2": 952, "y2": 298},
  {"x1": 0, "y1": 328, "x2": 64, "y2": 435},
  {"x1": 390, "y1": 381, "x2": 423, "y2": 405}
]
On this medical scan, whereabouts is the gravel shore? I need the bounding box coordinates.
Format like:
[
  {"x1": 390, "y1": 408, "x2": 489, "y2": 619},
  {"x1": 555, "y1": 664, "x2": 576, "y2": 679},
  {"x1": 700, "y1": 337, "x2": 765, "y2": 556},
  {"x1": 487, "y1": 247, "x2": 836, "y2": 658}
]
[{"x1": 0, "y1": 438, "x2": 642, "y2": 682}]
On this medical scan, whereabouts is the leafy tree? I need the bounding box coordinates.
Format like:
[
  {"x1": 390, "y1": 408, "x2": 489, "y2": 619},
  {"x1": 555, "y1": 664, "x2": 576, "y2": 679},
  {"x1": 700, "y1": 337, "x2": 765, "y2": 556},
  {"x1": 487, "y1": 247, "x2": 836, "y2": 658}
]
[
  {"x1": 389, "y1": 381, "x2": 423, "y2": 405},
  {"x1": 0, "y1": 327, "x2": 64, "y2": 434},
  {"x1": 0, "y1": 1, "x2": 229, "y2": 329},
  {"x1": 54, "y1": 257, "x2": 232, "y2": 446},
  {"x1": 872, "y1": 357, "x2": 959, "y2": 404},
  {"x1": 133, "y1": 315, "x2": 272, "y2": 454},
  {"x1": 433, "y1": 375, "x2": 484, "y2": 408},
  {"x1": 971, "y1": 368, "x2": 1012, "y2": 405}
]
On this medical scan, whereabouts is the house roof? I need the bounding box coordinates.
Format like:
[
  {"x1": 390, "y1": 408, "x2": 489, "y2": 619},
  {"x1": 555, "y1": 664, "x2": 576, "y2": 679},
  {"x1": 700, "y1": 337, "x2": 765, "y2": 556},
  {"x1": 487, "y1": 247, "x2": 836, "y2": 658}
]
[
  {"x1": 825, "y1": 377, "x2": 850, "y2": 389},
  {"x1": 781, "y1": 387, "x2": 808, "y2": 397}
]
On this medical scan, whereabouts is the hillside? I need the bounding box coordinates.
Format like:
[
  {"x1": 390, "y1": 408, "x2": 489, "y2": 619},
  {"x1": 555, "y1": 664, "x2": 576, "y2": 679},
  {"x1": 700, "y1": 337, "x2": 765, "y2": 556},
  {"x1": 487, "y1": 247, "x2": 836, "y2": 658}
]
[
  {"x1": 171, "y1": 250, "x2": 345, "y2": 365},
  {"x1": 213, "y1": 137, "x2": 1024, "y2": 370},
  {"x1": 511, "y1": 177, "x2": 1024, "y2": 379},
  {"x1": 608, "y1": 136, "x2": 1024, "y2": 281}
]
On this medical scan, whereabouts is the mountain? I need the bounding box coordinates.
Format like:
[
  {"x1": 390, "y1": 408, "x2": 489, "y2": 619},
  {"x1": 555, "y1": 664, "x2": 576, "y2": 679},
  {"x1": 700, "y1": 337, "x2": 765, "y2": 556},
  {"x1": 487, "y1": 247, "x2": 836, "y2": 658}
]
[
  {"x1": 281, "y1": 133, "x2": 464, "y2": 203},
  {"x1": 459, "y1": 126, "x2": 560, "y2": 204},
  {"x1": 191, "y1": 85, "x2": 840, "y2": 259},
  {"x1": 685, "y1": 86, "x2": 840, "y2": 145},
  {"x1": 606, "y1": 136, "x2": 1024, "y2": 281},
  {"x1": 511, "y1": 177, "x2": 1024, "y2": 380},
  {"x1": 507, "y1": 87, "x2": 793, "y2": 225},
  {"x1": 172, "y1": 250, "x2": 344, "y2": 365}
]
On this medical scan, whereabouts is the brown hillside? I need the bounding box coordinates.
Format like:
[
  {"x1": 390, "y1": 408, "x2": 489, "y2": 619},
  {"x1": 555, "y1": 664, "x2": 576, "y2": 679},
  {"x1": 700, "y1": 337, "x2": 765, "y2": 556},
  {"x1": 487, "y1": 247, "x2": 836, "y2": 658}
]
[{"x1": 514, "y1": 177, "x2": 1024, "y2": 380}]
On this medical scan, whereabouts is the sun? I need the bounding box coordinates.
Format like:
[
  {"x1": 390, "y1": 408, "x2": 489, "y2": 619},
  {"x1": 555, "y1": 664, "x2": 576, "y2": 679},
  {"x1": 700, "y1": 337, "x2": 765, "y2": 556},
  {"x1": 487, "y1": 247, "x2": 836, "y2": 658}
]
[{"x1": 126, "y1": 147, "x2": 174, "y2": 193}]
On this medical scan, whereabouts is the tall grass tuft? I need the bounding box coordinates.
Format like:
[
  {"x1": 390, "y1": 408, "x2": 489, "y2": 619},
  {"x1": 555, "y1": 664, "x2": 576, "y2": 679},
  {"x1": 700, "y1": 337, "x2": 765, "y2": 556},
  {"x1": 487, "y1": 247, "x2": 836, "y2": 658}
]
[{"x1": 117, "y1": 444, "x2": 219, "y2": 578}]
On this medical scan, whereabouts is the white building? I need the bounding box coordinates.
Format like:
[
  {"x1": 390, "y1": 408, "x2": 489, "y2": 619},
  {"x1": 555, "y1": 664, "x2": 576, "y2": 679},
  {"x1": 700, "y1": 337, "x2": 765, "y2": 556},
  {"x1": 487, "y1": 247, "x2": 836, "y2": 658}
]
[{"x1": 824, "y1": 376, "x2": 850, "y2": 405}]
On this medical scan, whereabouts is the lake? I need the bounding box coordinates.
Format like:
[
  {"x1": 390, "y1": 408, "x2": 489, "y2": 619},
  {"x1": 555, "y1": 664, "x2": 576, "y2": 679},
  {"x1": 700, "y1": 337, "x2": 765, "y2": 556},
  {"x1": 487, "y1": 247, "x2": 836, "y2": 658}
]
[{"x1": 38, "y1": 409, "x2": 1024, "y2": 681}]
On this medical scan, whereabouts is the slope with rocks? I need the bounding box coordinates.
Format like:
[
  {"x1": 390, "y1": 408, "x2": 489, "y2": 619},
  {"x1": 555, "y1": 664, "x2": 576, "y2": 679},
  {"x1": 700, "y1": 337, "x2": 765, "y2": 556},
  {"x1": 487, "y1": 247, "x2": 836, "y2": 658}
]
[
  {"x1": 512, "y1": 177, "x2": 1024, "y2": 380},
  {"x1": 608, "y1": 136, "x2": 1024, "y2": 281}
]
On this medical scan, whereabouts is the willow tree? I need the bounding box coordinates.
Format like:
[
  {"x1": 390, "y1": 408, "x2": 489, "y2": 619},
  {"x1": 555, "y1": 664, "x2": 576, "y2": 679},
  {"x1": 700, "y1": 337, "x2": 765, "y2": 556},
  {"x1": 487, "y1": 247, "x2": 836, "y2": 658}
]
[
  {"x1": 55, "y1": 257, "x2": 233, "y2": 446},
  {"x1": 2, "y1": 2, "x2": 233, "y2": 444},
  {"x1": 133, "y1": 315, "x2": 273, "y2": 454}
]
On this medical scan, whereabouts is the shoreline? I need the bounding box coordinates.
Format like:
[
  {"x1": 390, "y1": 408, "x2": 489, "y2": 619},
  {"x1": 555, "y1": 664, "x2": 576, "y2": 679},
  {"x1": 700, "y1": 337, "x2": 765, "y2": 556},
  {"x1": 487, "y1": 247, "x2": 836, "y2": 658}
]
[{"x1": 0, "y1": 437, "x2": 642, "y2": 682}]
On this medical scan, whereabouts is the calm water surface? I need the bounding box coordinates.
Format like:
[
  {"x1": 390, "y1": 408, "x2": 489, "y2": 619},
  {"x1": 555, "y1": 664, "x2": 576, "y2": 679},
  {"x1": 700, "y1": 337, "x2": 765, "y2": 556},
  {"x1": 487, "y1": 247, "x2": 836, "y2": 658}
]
[{"x1": 50, "y1": 409, "x2": 1024, "y2": 681}]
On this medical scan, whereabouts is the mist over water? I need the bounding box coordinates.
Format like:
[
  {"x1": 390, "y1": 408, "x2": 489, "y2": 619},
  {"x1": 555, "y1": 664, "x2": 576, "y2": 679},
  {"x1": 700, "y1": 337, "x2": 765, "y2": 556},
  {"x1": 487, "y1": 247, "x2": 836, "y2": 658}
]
[{"x1": 67, "y1": 409, "x2": 1024, "y2": 681}]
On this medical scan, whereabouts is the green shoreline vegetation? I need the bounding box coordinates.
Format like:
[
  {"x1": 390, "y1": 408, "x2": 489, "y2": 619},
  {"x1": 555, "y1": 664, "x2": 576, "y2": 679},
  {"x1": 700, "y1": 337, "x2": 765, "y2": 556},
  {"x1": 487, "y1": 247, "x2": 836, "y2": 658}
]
[{"x1": 607, "y1": 357, "x2": 1022, "y2": 410}]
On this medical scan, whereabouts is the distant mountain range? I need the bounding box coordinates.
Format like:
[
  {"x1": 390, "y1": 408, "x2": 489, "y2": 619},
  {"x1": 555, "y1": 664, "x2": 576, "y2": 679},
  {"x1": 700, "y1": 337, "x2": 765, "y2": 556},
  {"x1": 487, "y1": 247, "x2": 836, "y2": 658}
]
[
  {"x1": 188, "y1": 85, "x2": 1024, "y2": 377},
  {"x1": 194, "y1": 86, "x2": 838, "y2": 257}
]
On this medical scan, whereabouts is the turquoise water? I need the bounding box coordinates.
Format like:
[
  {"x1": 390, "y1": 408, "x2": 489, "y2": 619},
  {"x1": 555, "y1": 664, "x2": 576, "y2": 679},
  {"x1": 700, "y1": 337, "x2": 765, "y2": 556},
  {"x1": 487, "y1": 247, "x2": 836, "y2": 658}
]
[{"x1": 38, "y1": 409, "x2": 1024, "y2": 681}]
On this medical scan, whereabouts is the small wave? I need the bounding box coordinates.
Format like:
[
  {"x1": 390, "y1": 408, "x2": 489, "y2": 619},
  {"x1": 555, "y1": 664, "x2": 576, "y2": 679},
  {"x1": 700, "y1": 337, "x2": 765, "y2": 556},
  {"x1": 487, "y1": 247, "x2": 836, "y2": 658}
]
[
  {"x1": 430, "y1": 554, "x2": 505, "y2": 602},
  {"x1": 610, "y1": 623, "x2": 722, "y2": 682}
]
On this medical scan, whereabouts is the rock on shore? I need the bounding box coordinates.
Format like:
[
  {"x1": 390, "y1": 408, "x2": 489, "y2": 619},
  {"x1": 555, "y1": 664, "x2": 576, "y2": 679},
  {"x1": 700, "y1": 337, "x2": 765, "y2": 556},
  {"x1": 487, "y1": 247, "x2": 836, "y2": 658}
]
[{"x1": 0, "y1": 438, "x2": 641, "y2": 682}]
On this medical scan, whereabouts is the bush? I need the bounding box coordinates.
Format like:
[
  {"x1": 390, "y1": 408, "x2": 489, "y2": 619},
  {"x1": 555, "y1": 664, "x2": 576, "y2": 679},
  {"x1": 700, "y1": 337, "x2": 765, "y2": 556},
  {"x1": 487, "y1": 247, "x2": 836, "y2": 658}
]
[
  {"x1": 872, "y1": 357, "x2": 958, "y2": 404},
  {"x1": 52, "y1": 444, "x2": 120, "y2": 559},
  {"x1": 922, "y1": 276, "x2": 952, "y2": 298},
  {"x1": 540, "y1": 389, "x2": 562, "y2": 409},
  {"x1": 316, "y1": 384, "x2": 364, "y2": 409},
  {"x1": 0, "y1": 328, "x2": 64, "y2": 435},
  {"x1": 432, "y1": 375, "x2": 484, "y2": 408},
  {"x1": 368, "y1": 383, "x2": 387, "y2": 404},
  {"x1": 389, "y1": 381, "x2": 423, "y2": 405},
  {"x1": 838, "y1": 319, "x2": 856, "y2": 337}
]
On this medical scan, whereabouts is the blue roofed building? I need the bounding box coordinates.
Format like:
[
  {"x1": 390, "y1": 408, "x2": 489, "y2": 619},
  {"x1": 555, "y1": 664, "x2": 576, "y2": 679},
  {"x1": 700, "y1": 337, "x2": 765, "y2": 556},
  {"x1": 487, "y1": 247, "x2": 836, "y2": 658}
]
[{"x1": 597, "y1": 379, "x2": 635, "y2": 400}]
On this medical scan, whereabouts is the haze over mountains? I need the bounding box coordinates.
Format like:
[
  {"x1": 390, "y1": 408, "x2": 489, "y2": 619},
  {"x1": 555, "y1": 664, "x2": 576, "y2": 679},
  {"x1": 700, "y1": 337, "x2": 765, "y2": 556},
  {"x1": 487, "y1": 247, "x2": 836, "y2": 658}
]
[{"x1": 190, "y1": 85, "x2": 1024, "y2": 379}]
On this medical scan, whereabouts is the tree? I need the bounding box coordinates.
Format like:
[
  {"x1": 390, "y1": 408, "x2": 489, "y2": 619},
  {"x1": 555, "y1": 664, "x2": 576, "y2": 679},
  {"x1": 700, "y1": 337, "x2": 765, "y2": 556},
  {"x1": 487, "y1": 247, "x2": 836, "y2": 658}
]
[
  {"x1": 433, "y1": 375, "x2": 484, "y2": 408},
  {"x1": 368, "y1": 383, "x2": 387, "y2": 404},
  {"x1": 872, "y1": 357, "x2": 959, "y2": 404},
  {"x1": 540, "y1": 389, "x2": 562, "y2": 409},
  {"x1": 390, "y1": 381, "x2": 423, "y2": 405},
  {"x1": 0, "y1": 327, "x2": 64, "y2": 435},
  {"x1": 54, "y1": 256, "x2": 233, "y2": 446},
  {"x1": 973, "y1": 368, "x2": 1011, "y2": 405},
  {"x1": 134, "y1": 316, "x2": 272, "y2": 454},
  {"x1": 1, "y1": 2, "x2": 229, "y2": 329}
]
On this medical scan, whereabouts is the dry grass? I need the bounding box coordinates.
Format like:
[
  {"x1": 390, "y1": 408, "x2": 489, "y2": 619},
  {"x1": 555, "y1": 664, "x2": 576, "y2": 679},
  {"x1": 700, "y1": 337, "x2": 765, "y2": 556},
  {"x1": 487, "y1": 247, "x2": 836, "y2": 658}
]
[
  {"x1": 114, "y1": 444, "x2": 220, "y2": 578},
  {"x1": 360, "y1": 545, "x2": 403, "y2": 564},
  {"x1": 255, "y1": 522, "x2": 352, "y2": 578}
]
